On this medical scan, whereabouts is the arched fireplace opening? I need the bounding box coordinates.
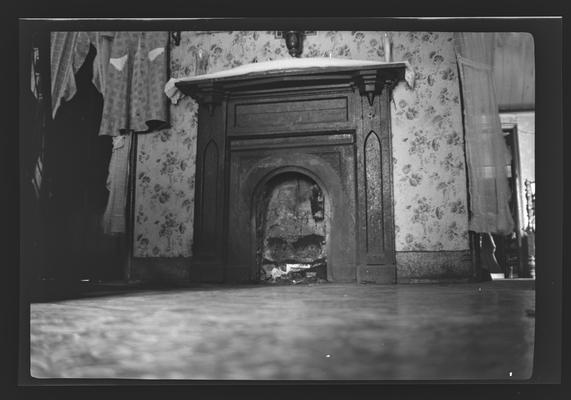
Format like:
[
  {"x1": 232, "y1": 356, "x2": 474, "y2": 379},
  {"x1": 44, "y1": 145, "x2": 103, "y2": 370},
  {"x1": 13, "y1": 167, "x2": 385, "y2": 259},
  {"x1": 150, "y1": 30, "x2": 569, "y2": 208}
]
[{"x1": 255, "y1": 171, "x2": 329, "y2": 284}]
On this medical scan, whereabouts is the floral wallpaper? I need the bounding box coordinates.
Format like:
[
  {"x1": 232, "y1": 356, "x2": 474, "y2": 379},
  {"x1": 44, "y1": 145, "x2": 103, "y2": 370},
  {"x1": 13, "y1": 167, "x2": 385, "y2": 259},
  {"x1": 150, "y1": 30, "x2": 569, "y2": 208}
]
[
  {"x1": 134, "y1": 104, "x2": 197, "y2": 257},
  {"x1": 133, "y1": 31, "x2": 470, "y2": 257}
]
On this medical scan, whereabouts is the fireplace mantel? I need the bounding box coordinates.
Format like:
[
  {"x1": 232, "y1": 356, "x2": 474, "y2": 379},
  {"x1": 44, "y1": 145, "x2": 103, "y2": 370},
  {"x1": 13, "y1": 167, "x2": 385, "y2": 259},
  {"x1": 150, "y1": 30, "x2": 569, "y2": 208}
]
[
  {"x1": 177, "y1": 62, "x2": 408, "y2": 283},
  {"x1": 175, "y1": 61, "x2": 408, "y2": 111}
]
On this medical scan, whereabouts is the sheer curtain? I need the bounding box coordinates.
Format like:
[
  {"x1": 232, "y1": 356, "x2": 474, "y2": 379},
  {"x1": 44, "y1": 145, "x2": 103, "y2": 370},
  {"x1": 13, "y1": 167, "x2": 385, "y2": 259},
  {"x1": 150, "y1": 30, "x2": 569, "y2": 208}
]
[{"x1": 454, "y1": 33, "x2": 514, "y2": 235}]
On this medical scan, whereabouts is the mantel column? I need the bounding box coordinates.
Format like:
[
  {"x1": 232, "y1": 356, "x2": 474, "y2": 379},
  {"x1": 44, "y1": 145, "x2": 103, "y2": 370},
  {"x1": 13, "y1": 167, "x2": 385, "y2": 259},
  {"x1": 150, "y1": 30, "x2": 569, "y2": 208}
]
[
  {"x1": 355, "y1": 72, "x2": 399, "y2": 284},
  {"x1": 190, "y1": 84, "x2": 228, "y2": 281}
]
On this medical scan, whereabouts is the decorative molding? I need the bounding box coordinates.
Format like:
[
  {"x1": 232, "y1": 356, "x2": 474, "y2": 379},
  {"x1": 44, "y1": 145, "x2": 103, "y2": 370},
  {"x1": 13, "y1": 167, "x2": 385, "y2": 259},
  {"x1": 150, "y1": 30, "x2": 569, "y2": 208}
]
[
  {"x1": 186, "y1": 82, "x2": 226, "y2": 115},
  {"x1": 230, "y1": 132, "x2": 355, "y2": 151},
  {"x1": 355, "y1": 68, "x2": 403, "y2": 106},
  {"x1": 176, "y1": 65, "x2": 407, "y2": 103}
]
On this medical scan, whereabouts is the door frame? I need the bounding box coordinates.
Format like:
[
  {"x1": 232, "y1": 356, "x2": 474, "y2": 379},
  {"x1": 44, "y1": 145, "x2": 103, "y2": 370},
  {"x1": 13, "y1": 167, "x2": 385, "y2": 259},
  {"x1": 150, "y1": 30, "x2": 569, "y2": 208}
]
[{"x1": 501, "y1": 122, "x2": 527, "y2": 277}]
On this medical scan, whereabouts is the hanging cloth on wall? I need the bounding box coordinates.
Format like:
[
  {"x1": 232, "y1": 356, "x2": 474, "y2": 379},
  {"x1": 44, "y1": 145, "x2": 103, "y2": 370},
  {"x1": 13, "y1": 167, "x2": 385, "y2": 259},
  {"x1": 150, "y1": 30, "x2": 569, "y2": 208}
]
[
  {"x1": 101, "y1": 135, "x2": 132, "y2": 235},
  {"x1": 98, "y1": 31, "x2": 170, "y2": 136},
  {"x1": 89, "y1": 31, "x2": 114, "y2": 97},
  {"x1": 50, "y1": 32, "x2": 92, "y2": 119},
  {"x1": 454, "y1": 33, "x2": 515, "y2": 235},
  {"x1": 96, "y1": 31, "x2": 170, "y2": 235}
]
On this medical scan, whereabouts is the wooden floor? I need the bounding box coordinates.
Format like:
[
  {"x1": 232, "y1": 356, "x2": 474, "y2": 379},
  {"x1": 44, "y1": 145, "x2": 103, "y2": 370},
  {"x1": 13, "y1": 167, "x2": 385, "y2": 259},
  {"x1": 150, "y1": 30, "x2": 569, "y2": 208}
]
[{"x1": 29, "y1": 280, "x2": 535, "y2": 381}]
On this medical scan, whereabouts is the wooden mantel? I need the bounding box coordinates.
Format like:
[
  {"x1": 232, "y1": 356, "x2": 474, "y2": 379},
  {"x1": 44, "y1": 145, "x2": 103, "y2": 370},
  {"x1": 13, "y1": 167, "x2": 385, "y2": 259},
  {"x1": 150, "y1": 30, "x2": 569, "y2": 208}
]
[{"x1": 175, "y1": 62, "x2": 408, "y2": 110}]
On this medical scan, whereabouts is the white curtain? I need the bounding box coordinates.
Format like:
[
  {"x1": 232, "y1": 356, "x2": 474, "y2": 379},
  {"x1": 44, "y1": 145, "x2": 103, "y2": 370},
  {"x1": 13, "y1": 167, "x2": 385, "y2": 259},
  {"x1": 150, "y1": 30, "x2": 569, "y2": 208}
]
[{"x1": 454, "y1": 33, "x2": 514, "y2": 235}]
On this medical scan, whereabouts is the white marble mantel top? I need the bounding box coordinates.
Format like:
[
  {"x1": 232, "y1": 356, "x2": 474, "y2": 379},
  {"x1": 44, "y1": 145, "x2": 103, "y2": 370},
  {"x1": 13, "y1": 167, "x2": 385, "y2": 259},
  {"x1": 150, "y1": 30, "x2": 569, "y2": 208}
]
[{"x1": 164, "y1": 57, "x2": 415, "y2": 104}]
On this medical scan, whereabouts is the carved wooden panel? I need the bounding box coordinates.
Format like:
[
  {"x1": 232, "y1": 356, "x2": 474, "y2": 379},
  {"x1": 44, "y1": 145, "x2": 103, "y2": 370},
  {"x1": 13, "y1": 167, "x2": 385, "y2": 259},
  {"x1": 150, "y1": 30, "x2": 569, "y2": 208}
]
[
  {"x1": 227, "y1": 91, "x2": 355, "y2": 137},
  {"x1": 196, "y1": 140, "x2": 219, "y2": 256},
  {"x1": 192, "y1": 101, "x2": 227, "y2": 267},
  {"x1": 364, "y1": 131, "x2": 384, "y2": 262},
  {"x1": 234, "y1": 97, "x2": 348, "y2": 128},
  {"x1": 356, "y1": 84, "x2": 395, "y2": 270}
]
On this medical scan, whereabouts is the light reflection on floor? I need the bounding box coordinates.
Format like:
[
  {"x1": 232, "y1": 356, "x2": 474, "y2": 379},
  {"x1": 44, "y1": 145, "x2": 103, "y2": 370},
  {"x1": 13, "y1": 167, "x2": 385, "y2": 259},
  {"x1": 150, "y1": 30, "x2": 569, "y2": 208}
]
[{"x1": 30, "y1": 280, "x2": 535, "y2": 380}]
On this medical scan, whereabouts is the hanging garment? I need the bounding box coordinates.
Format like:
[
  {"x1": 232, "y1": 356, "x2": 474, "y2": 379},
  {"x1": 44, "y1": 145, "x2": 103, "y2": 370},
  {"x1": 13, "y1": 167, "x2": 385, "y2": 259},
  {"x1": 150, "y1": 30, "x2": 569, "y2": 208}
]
[
  {"x1": 89, "y1": 31, "x2": 114, "y2": 97},
  {"x1": 50, "y1": 32, "x2": 91, "y2": 119},
  {"x1": 97, "y1": 32, "x2": 170, "y2": 235},
  {"x1": 102, "y1": 135, "x2": 132, "y2": 235},
  {"x1": 98, "y1": 31, "x2": 170, "y2": 136}
]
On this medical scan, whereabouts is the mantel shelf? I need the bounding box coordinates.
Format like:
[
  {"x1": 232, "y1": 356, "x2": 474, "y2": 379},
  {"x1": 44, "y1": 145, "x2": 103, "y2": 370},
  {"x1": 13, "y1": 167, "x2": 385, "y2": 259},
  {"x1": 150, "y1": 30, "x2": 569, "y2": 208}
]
[{"x1": 166, "y1": 58, "x2": 414, "y2": 105}]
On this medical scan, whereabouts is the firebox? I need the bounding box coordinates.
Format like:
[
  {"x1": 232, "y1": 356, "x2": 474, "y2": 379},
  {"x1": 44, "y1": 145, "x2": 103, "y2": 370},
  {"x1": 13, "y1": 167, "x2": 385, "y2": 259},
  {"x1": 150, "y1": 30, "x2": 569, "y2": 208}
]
[
  {"x1": 256, "y1": 172, "x2": 328, "y2": 284},
  {"x1": 176, "y1": 60, "x2": 409, "y2": 283}
]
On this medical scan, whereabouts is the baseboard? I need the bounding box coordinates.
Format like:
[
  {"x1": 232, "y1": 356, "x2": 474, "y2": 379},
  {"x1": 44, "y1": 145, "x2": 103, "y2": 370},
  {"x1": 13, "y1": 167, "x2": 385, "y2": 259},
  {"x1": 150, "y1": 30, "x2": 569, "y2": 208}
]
[
  {"x1": 357, "y1": 265, "x2": 396, "y2": 284},
  {"x1": 225, "y1": 266, "x2": 255, "y2": 283},
  {"x1": 131, "y1": 257, "x2": 190, "y2": 283},
  {"x1": 131, "y1": 258, "x2": 252, "y2": 284},
  {"x1": 132, "y1": 251, "x2": 474, "y2": 285},
  {"x1": 395, "y1": 250, "x2": 473, "y2": 283}
]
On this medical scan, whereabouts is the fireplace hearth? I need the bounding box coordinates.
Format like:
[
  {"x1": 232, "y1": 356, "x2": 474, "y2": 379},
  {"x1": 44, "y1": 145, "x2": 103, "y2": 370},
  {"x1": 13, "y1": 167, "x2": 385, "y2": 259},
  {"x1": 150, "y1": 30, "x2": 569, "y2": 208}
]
[{"x1": 176, "y1": 61, "x2": 408, "y2": 283}]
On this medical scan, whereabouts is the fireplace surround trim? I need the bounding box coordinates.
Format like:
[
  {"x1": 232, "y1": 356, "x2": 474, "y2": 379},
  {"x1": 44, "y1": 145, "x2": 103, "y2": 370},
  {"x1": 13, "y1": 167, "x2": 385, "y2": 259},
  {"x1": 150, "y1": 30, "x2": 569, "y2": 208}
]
[{"x1": 244, "y1": 154, "x2": 350, "y2": 282}]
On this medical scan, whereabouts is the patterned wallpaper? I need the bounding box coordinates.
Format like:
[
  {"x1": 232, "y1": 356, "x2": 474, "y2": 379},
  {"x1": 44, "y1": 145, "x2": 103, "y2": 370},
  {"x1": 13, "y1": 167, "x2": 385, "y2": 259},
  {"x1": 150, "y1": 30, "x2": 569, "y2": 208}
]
[{"x1": 133, "y1": 31, "x2": 470, "y2": 257}]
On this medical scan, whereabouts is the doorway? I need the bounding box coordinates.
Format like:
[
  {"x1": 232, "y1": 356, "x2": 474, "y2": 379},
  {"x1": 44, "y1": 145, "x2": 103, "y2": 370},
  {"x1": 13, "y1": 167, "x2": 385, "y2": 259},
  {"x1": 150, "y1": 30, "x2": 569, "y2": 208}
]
[{"x1": 490, "y1": 125, "x2": 526, "y2": 278}]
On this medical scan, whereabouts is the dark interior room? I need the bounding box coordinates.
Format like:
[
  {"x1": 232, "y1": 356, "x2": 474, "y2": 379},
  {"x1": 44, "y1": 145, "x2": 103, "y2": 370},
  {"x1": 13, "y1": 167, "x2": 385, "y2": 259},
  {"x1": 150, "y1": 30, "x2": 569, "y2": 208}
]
[{"x1": 17, "y1": 19, "x2": 562, "y2": 384}]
